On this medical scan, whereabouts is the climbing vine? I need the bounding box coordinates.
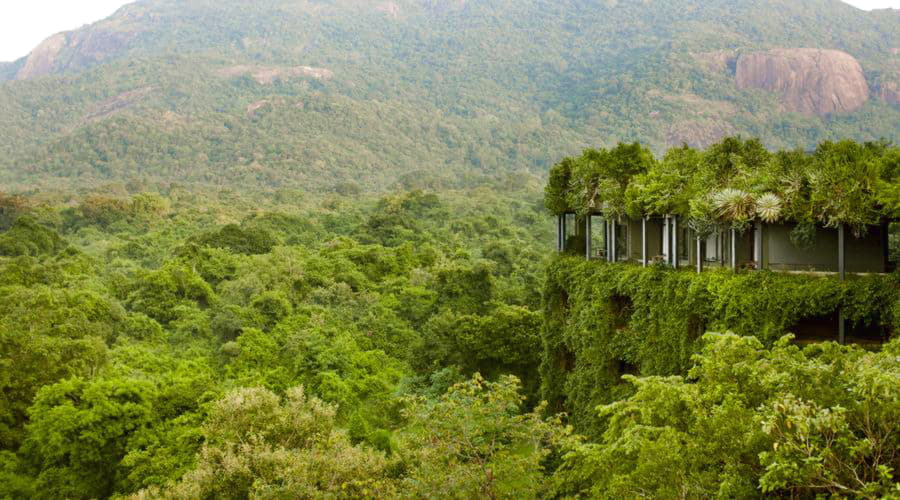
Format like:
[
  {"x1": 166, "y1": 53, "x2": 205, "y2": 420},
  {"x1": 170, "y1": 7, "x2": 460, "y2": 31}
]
[{"x1": 540, "y1": 256, "x2": 899, "y2": 436}]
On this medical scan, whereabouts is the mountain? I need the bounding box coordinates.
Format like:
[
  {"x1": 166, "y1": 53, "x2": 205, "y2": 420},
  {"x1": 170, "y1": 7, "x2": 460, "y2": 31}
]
[{"x1": 0, "y1": 0, "x2": 898, "y2": 192}]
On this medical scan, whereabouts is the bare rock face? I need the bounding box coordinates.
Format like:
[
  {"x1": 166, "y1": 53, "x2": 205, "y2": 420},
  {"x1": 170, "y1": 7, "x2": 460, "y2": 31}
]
[
  {"x1": 376, "y1": 2, "x2": 401, "y2": 18},
  {"x1": 16, "y1": 29, "x2": 138, "y2": 80},
  {"x1": 666, "y1": 119, "x2": 735, "y2": 149},
  {"x1": 16, "y1": 33, "x2": 68, "y2": 80},
  {"x1": 735, "y1": 48, "x2": 869, "y2": 116},
  {"x1": 880, "y1": 81, "x2": 900, "y2": 105},
  {"x1": 217, "y1": 65, "x2": 334, "y2": 84},
  {"x1": 83, "y1": 87, "x2": 154, "y2": 122}
]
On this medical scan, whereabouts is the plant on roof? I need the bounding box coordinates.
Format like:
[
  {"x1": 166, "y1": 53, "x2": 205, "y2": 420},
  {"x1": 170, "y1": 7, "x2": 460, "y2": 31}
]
[
  {"x1": 755, "y1": 193, "x2": 782, "y2": 223},
  {"x1": 546, "y1": 137, "x2": 899, "y2": 235}
]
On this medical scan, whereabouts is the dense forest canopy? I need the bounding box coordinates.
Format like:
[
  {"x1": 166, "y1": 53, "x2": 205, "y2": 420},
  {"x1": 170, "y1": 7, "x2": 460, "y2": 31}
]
[
  {"x1": 1, "y1": 183, "x2": 897, "y2": 498},
  {"x1": 1, "y1": 0, "x2": 899, "y2": 497},
  {"x1": 0, "y1": 0, "x2": 898, "y2": 191}
]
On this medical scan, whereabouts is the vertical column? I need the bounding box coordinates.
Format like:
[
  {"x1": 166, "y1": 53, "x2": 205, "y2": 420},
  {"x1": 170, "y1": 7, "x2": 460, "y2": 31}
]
[
  {"x1": 754, "y1": 221, "x2": 763, "y2": 270},
  {"x1": 585, "y1": 216, "x2": 591, "y2": 260},
  {"x1": 696, "y1": 237, "x2": 702, "y2": 274},
  {"x1": 731, "y1": 228, "x2": 737, "y2": 271},
  {"x1": 882, "y1": 220, "x2": 891, "y2": 272},
  {"x1": 563, "y1": 215, "x2": 568, "y2": 253},
  {"x1": 605, "y1": 219, "x2": 611, "y2": 262},
  {"x1": 662, "y1": 216, "x2": 670, "y2": 266},
  {"x1": 838, "y1": 223, "x2": 846, "y2": 344},
  {"x1": 557, "y1": 215, "x2": 563, "y2": 252},
  {"x1": 672, "y1": 216, "x2": 679, "y2": 269},
  {"x1": 642, "y1": 217, "x2": 648, "y2": 267},
  {"x1": 611, "y1": 219, "x2": 617, "y2": 262}
]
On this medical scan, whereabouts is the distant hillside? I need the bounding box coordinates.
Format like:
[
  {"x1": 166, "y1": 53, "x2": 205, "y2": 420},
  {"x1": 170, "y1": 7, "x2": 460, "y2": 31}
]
[{"x1": 0, "y1": 0, "x2": 898, "y2": 192}]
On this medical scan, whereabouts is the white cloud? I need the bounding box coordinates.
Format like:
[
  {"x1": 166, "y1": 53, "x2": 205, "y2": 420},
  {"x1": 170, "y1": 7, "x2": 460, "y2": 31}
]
[
  {"x1": 0, "y1": 0, "x2": 130, "y2": 62},
  {"x1": 842, "y1": 0, "x2": 900, "y2": 8}
]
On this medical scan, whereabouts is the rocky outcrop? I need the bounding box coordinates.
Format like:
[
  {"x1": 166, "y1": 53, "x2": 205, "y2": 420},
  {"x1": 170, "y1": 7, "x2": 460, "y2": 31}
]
[
  {"x1": 735, "y1": 48, "x2": 869, "y2": 116},
  {"x1": 376, "y1": 2, "x2": 401, "y2": 17},
  {"x1": 16, "y1": 33, "x2": 68, "y2": 80},
  {"x1": 880, "y1": 81, "x2": 900, "y2": 106},
  {"x1": 16, "y1": 29, "x2": 138, "y2": 80},
  {"x1": 666, "y1": 119, "x2": 735, "y2": 149},
  {"x1": 217, "y1": 65, "x2": 334, "y2": 84},
  {"x1": 83, "y1": 87, "x2": 154, "y2": 122}
]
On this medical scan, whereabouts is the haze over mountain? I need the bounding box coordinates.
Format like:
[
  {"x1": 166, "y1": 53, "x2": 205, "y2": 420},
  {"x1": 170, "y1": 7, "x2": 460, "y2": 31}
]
[{"x1": 0, "y1": 0, "x2": 897, "y2": 192}]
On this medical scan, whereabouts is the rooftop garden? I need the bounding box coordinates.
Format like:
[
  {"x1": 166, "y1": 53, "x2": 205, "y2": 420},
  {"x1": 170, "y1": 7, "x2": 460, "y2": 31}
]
[{"x1": 545, "y1": 137, "x2": 900, "y2": 239}]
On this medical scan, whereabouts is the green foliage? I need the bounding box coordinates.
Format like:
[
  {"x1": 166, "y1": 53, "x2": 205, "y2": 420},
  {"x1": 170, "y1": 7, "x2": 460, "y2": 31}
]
[
  {"x1": 126, "y1": 262, "x2": 215, "y2": 324},
  {"x1": 143, "y1": 386, "x2": 398, "y2": 499},
  {"x1": 541, "y1": 256, "x2": 899, "y2": 434},
  {"x1": 418, "y1": 305, "x2": 543, "y2": 398},
  {"x1": 398, "y1": 374, "x2": 569, "y2": 498},
  {"x1": 0, "y1": 182, "x2": 893, "y2": 498},
  {"x1": 21, "y1": 377, "x2": 157, "y2": 499},
  {"x1": 0, "y1": 286, "x2": 123, "y2": 448},
  {"x1": 2, "y1": 1, "x2": 899, "y2": 193},
  {"x1": 0, "y1": 217, "x2": 67, "y2": 257},
  {"x1": 434, "y1": 259, "x2": 495, "y2": 315},
  {"x1": 193, "y1": 224, "x2": 277, "y2": 255},
  {"x1": 552, "y1": 333, "x2": 900, "y2": 498},
  {"x1": 548, "y1": 138, "x2": 900, "y2": 236}
]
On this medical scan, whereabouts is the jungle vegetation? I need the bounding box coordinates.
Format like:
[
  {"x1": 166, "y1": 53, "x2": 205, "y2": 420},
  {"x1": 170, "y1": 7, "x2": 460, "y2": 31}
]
[
  {"x1": 0, "y1": 0, "x2": 898, "y2": 192},
  {"x1": 1, "y1": 135, "x2": 899, "y2": 497},
  {"x1": 0, "y1": 1, "x2": 898, "y2": 494},
  {"x1": 545, "y1": 138, "x2": 900, "y2": 235}
]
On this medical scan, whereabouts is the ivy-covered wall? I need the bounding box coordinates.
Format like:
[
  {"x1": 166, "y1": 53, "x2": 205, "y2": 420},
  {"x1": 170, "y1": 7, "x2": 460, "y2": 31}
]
[{"x1": 540, "y1": 256, "x2": 899, "y2": 436}]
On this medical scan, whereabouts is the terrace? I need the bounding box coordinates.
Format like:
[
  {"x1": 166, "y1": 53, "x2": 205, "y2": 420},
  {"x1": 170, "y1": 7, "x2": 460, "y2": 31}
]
[
  {"x1": 547, "y1": 138, "x2": 900, "y2": 344},
  {"x1": 557, "y1": 213, "x2": 895, "y2": 277}
]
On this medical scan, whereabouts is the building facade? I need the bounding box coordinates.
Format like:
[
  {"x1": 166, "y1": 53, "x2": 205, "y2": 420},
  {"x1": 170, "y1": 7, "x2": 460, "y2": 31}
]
[{"x1": 558, "y1": 213, "x2": 893, "y2": 276}]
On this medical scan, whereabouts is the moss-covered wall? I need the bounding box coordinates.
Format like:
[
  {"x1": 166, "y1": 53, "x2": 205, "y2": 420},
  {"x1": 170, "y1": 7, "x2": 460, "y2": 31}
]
[{"x1": 540, "y1": 256, "x2": 899, "y2": 436}]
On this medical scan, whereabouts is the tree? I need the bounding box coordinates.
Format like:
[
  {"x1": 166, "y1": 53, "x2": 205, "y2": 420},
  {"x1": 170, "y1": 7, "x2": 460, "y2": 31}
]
[
  {"x1": 0, "y1": 217, "x2": 67, "y2": 257},
  {"x1": 21, "y1": 377, "x2": 157, "y2": 499},
  {"x1": 126, "y1": 262, "x2": 215, "y2": 324},
  {"x1": 551, "y1": 333, "x2": 900, "y2": 498},
  {"x1": 143, "y1": 387, "x2": 397, "y2": 499},
  {"x1": 398, "y1": 374, "x2": 568, "y2": 498}
]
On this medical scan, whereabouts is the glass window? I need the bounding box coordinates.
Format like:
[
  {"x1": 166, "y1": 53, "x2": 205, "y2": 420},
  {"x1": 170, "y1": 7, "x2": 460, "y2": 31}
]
[{"x1": 590, "y1": 215, "x2": 606, "y2": 259}]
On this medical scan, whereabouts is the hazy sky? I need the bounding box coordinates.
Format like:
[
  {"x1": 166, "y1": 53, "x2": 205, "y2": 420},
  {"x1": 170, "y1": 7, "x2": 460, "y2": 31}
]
[{"x1": 0, "y1": 0, "x2": 898, "y2": 62}]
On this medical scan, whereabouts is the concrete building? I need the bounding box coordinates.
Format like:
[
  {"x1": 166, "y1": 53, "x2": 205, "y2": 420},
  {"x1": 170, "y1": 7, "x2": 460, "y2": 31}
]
[{"x1": 557, "y1": 213, "x2": 893, "y2": 276}]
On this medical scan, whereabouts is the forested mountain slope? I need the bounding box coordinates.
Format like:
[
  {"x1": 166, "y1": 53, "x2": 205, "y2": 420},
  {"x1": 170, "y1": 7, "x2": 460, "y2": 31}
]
[{"x1": 0, "y1": 0, "x2": 898, "y2": 191}]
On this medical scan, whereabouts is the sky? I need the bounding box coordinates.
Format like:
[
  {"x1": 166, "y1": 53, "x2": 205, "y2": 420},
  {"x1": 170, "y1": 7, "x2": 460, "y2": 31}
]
[{"x1": 0, "y1": 0, "x2": 898, "y2": 62}]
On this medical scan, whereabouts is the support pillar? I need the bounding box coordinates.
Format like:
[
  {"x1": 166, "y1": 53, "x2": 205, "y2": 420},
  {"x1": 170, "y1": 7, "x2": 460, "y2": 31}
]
[
  {"x1": 642, "y1": 217, "x2": 648, "y2": 267},
  {"x1": 605, "y1": 220, "x2": 611, "y2": 262},
  {"x1": 585, "y1": 216, "x2": 591, "y2": 259},
  {"x1": 557, "y1": 215, "x2": 563, "y2": 252},
  {"x1": 610, "y1": 219, "x2": 617, "y2": 262},
  {"x1": 696, "y1": 237, "x2": 702, "y2": 274},
  {"x1": 672, "y1": 216, "x2": 679, "y2": 269},
  {"x1": 662, "y1": 216, "x2": 670, "y2": 266},
  {"x1": 838, "y1": 223, "x2": 846, "y2": 344},
  {"x1": 754, "y1": 221, "x2": 763, "y2": 270},
  {"x1": 731, "y1": 228, "x2": 737, "y2": 271}
]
